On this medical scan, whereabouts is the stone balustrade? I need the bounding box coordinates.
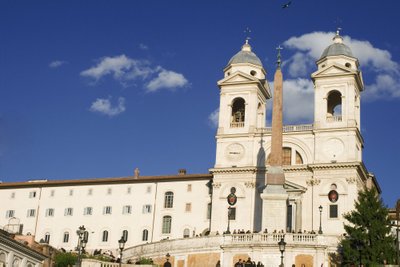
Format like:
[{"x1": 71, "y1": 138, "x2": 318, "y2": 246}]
[
  {"x1": 263, "y1": 124, "x2": 313, "y2": 133},
  {"x1": 123, "y1": 233, "x2": 340, "y2": 261}
]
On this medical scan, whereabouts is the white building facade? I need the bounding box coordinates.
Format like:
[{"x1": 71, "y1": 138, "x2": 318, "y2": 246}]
[{"x1": 0, "y1": 32, "x2": 380, "y2": 267}]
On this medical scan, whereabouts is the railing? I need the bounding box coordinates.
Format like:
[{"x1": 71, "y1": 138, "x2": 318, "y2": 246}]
[
  {"x1": 81, "y1": 259, "x2": 144, "y2": 267},
  {"x1": 230, "y1": 122, "x2": 245, "y2": 128},
  {"x1": 124, "y1": 233, "x2": 339, "y2": 260},
  {"x1": 326, "y1": 115, "x2": 342, "y2": 122},
  {"x1": 263, "y1": 124, "x2": 313, "y2": 133}
]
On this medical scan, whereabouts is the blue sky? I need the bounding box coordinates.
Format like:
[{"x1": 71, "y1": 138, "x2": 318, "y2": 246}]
[{"x1": 1, "y1": 1, "x2": 399, "y2": 207}]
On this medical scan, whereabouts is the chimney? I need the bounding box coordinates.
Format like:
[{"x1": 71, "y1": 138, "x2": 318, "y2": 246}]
[{"x1": 178, "y1": 169, "x2": 187, "y2": 175}]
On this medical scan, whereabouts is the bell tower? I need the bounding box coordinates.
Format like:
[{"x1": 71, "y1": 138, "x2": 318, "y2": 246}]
[
  {"x1": 311, "y1": 30, "x2": 364, "y2": 163},
  {"x1": 210, "y1": 40, "x2": 271, "y2": 233},
  {"x1": 214, "y1": 40, "x2": 271, "y2": 168}
]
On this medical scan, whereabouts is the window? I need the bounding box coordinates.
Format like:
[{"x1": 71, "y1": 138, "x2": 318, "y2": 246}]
[
  {"x1": 207, "y1": 203, "x2": 212, "y2": 220},
  {"x1": 162, "y1": 216, "x2": 172, "y2": 234},
  {"x1": 122, "y1": 230, "x2": 128, "y2": 241},
  {"x1": 64, "y1": 208, "x2": 73, "y2": 216},
  {"x1": 84, "y1": 207, "x2": 93, "y2": 215},
  {"x1": 327, "y1": 90, "x2": 342, "y2": 120},
  {"x1": 88, "y1": 188, "x2": 93, "y2": 195},
  {"x1": 27, "y1": 209, "x2": 36, "y2": 217},
  {"x1": 102, "y1": 230, "x2": 109, "y2": 242},
  {"x1": 103, "y1": 206, "x2": 112, "y2": 215},
  {"x1": 63, "y1": 232, "x2": 69, "y2": 243},
  {"x1": 146, "y1": 186, "x2": 152, "y2": 193},
  {"x1": 228, "y1": 207, "x2": 236, "y2": 220},
  {"x1": 185, "y1": 203, "x2": 192, "y2": 212},
  {"x1": 231, "y1": 98, "x2": 245, "y2": 128},
  {"x1": 329, "y1": 205, "x2": 338, "y2": 218},
  {"x1": 44, "y1": 232, "x2": 50, "y2": 243},
  {"x1": 46, "y1": 208, "x2": 54, "y2": 217},
  {"x1": 127, "y1": 187, "x2": 131, "y2": 194},
  {"x1": 183, "y1": 228, "x2": 190, "y2": 238},
  {"x1": 10, "y1": 192, "x2": 15, "y2": 199},
  {"x1": 164, "y1": 191, "x2": 174, "y2": 208},
  {"x1": 50, "y1": 190, "x2": 55, "y2": 197},
  {"x1": 123, "y1": 205, "x2": 132, "y2": 214},
  {"x1": 6, "y1": 210, "x2": 15, "y2": 218},
  {"x1": 142, "y1": 205, "x2": 152, "y2": 214},
  {"x1": 29, "y1": 191, "x2": 36, "y2": 198},
  {"x1": 69, "y1": 189, "x2": 73, "y2": 196},
  {"x1": 187, "y1": 184, "x2": 192, "y2": 192},
  {"x1": 267, "y1": 147, "x2": 303, "y2": 165},
  {"x1": 107, "y1": 188, "x2": 112, "y2": 195},
  {"x1": 142, "y1": 229, "x2": 149, "y2": 241}
]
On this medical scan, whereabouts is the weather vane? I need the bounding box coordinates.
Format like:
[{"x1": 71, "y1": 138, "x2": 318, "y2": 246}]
[{"x1": 244, "y1": 27, "x2": 251, "y2": 43}]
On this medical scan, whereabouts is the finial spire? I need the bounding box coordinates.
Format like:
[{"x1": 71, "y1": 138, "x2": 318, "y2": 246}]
[
  {"x1": 336, "y1": 27, "x2": 342, "y2": 36},
  {"x1": 276, "y1": 45, "x2": 283, "y2": 69},
  {"x1": 333, "y1": 27, "x2": 344, "y2": 44},
  {"x1": 244, "y1": 27, "x2": 251, "y2": 44}
]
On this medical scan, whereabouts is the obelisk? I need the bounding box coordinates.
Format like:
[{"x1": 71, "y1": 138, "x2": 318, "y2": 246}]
[{"x1": 261, "y1": 46, "x2": 288, "y2": 232}]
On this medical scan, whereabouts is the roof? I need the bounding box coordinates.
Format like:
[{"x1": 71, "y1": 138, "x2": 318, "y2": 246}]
[
  {"x1": 0, "y1": 173, "x2": 213, "y2": 189},
  {"x1": 227, "y1": 41, "x2": 263, "y2": 67},
  {"x1": 320, "y1": 33, "x2": 354, "y2": 59}
]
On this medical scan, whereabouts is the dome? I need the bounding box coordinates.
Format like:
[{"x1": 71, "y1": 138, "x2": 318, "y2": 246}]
[
  {"x1": 320, "y1": 33, "x2": 354, "y2": 59},
  {"x1": 227, "y1": 41, "x2": 263, "y2": 67}
]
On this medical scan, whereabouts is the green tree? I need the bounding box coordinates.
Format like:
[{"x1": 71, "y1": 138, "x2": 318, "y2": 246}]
[
  {"x1": 339, "y1": 186, "x2": 395, "y2": 265},
  {"x1": 54, "y1": 252, "x2": 77, "y2": 267}
]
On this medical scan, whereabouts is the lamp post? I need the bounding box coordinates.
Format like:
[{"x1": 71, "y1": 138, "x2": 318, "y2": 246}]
[
  {"x1": 355, "y1": 240, "x2": 363, "y2": 267},
  {"x1": 76, "y1": 225, "x2": 87, "y2": 267},
  {"x1": 278, "y1": 237, "x2": 286, "y2": 267},
  {"x1": 226, "y1": 206, "x2": 232, "y2": 234},
  {"x1": 118, "y1": 236, "x2": 126, "y2": 267},
  {"x1": 318, "y1": 205, "x2": 323, "y2": 234}
]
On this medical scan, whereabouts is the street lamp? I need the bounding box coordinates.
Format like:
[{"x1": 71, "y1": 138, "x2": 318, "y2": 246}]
[
  {"x1": 355, "y1": 240, "x2": 363, "y2": 267},
  {"x1": 165, "y1": 253, "x2": 171, "y2": 267},
  {"x1": 226, "y1": 207, "x2": 232, "y2": 234},
  {"x1": 118, "y1": 236, "x2": 126, "y2": 267},
  {"x1": 76, "y1": 225, "x2": 87, "y2": 267},
  {"x1": 278, "y1": 237, "x2": 286, "y2": 267},
  {"x1": 318, "y1": 205, "x2": 323, "y2": 234}
]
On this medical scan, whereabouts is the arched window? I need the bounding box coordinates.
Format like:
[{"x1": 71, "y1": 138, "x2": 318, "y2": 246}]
[
  {"x1": 231, "y1": 98, "x2": 245, "y2": 128},
  {"x1": 44, "y1": 232, "x2": 50, "y2": 243},
  {"x1": 327, "y1": 90, "x2": 342, "y2": 121},
  {"x1": 183, "y1": 228, "x2": 190, "y2": 238},
  {"x1": 63, "y1": 232, "x2": 69, "y2": 243},
  {"x1": 12, "y1": 259, "x2": 20, "y2": 267},
  {"x1": 102, "y1": 230, "x2": 109, "y2": 242},
  {"x1": 295, "y1": 151, "x2": 303, "y2": 164},
  {"x1": 142, "y1": 229, "x2": 149, "y2": 241},
  {"x1": 0, "y1": 252, "x2": 6, "y2": 263},
  {"x1": 122, "y1": 230, "x2": 128, "y2": 242},
  {"x1": 267, "y1": 147, "x2": 304, "y2": 166},
  {"x1": 162, "y1": 216, "x2": 172, "y2": 234},
  {"x1": 164, "y1": 192, "x2": 174, "y2": 208}
]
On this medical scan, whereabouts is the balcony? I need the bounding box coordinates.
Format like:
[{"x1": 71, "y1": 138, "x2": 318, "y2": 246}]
[
  {"x1": 326, "y1": 115, "x2": 342, "y2": 122},
  {"x1": 230, "y1": 122, "x2": 245, "y2": 128},
  {"x1": 263, "y1": 124, "x2": 313, "y2": 133}
]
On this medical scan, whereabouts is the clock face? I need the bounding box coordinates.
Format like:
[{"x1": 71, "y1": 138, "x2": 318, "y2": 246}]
[
  {"x1": 323, "y1": 138, "x2": 344, "y2": 159},
  {"x1": 225, "y1": 143, "x2": 245, "y2": 161}
]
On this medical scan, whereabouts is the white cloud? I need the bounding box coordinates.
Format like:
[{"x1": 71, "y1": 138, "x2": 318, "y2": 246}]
[
  {"x1": 146, "y1": 69, "x2": 188, "y2": 92},
  {"x1": 208, "y1": 108, "x2": 219, "y2": 128},
  {"x1": 89, "y1": 97, "x2": 126, "y2": 117},
  {"x1": 49, "y1": 60, "x2": 67, "y2": 68},
  {"x1": 81, "y1": 55, "x2": 188, "y2": 92},
  {"x1": 139, "y1": 43, "x2": 149, "y2": 50},
  {"x1": 283, "y1": 31, "x2": 400, "y2": 101}
]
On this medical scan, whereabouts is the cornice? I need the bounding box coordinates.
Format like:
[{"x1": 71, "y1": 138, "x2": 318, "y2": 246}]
[{"x1": 209, "y1": 167, "x2": 259, "y2": 174}]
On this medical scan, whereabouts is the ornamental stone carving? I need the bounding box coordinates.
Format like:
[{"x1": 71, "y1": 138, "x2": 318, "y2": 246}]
[
  {"x1": 212, "y1": 182, "x2": 222, "y2": 188},
  {"x1": 346, "y1": 177, "x2": 357, "y2": 184},
  {"x1": 306, "y1": 178, "x2": 321, "y2": 186},
  {"x1": 245, "y1": 181, "x2": 256, "y2": 188}
]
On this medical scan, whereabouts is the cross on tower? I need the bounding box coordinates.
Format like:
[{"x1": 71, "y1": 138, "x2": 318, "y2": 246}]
[
  {"x1": 334, "y1": 17, "x2": 343, "y2": 35},
  {"x1": 244, "y1": 27, "x2": 251, "y2": 44},
  {"x1": 276, "y1": 45, "x2": 283, "y2": 68}
]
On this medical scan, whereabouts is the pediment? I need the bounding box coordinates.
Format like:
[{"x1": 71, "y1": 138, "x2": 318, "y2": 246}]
[
  {"x1": 218, "y1": 71, "x2": 259, "y2": 86},
  {"x1": 312, "y1": 64, "x2": 355, "y2": 78},
  {"x1": 284, "y1": 180, "x2": 307, "y2": 192}
]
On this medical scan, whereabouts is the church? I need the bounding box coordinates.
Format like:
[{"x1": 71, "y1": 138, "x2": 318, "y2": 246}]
[{"x1": 0, "y1": 30, "x2": 379, "y2": 267}]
